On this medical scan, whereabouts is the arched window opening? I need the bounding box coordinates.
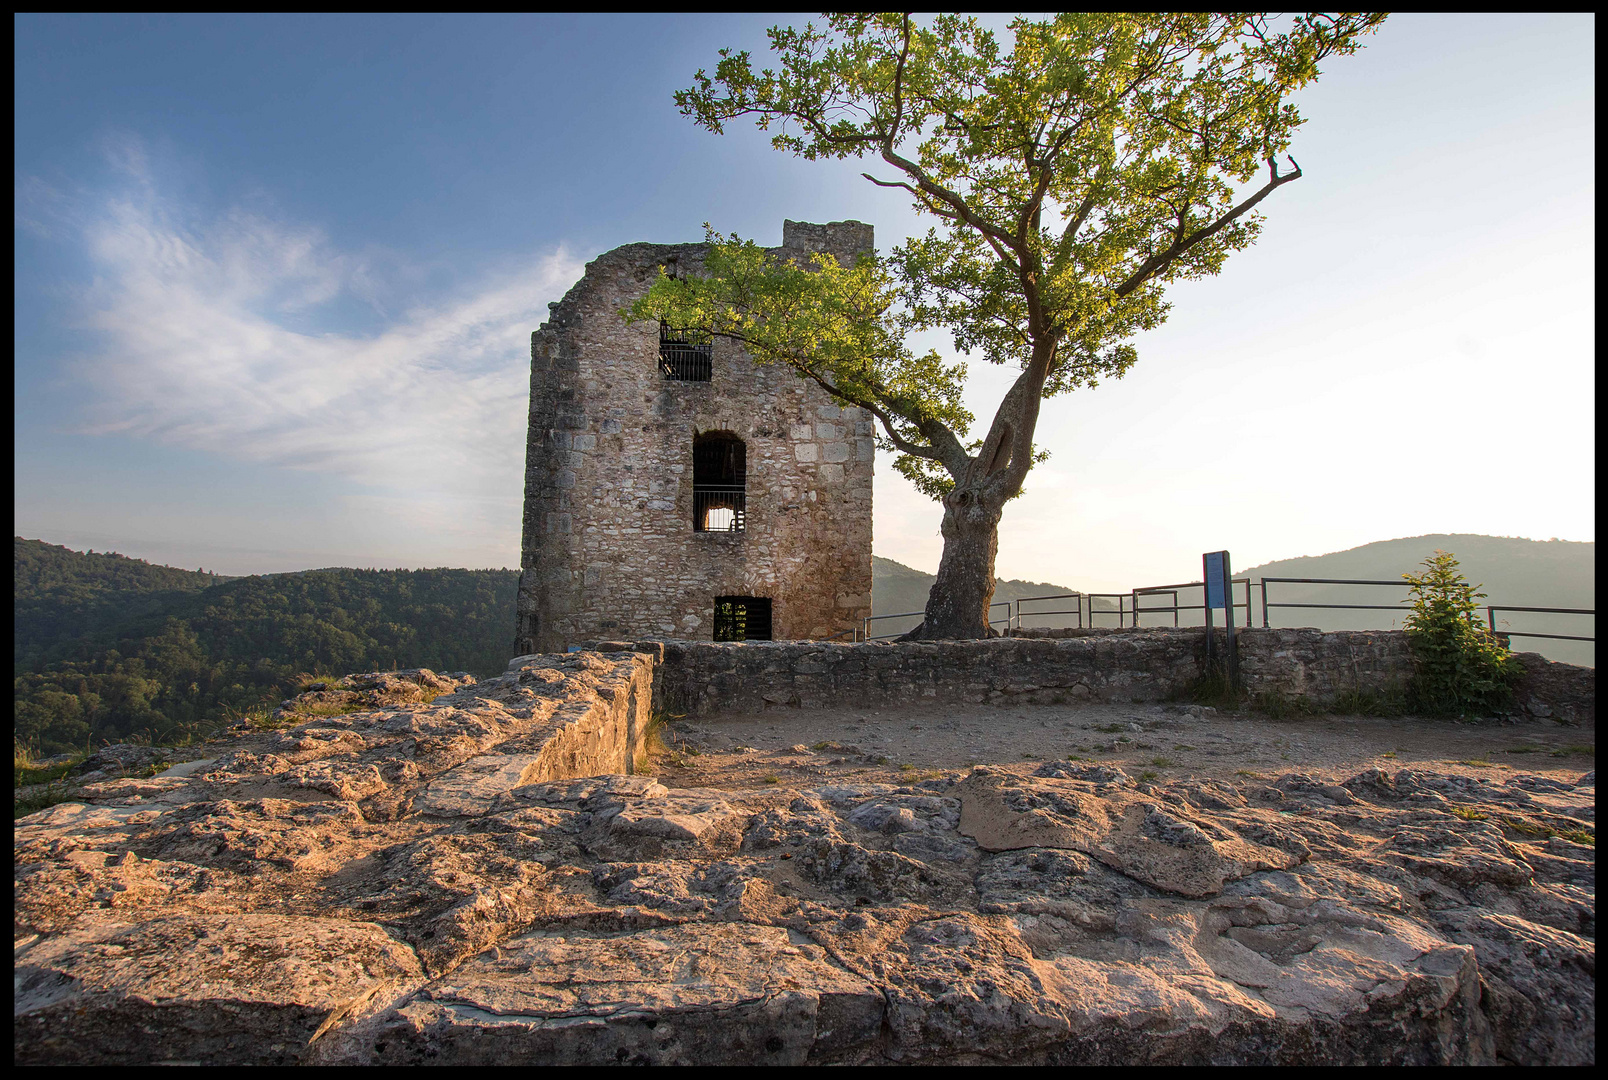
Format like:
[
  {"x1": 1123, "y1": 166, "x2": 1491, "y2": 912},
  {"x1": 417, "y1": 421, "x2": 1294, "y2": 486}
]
[
  {"x1": 714, "y1": 596, "x2": 771, "y2": 641},
  {"x1": 693, "y1": 432, "x2": 746, "y2": 532}
]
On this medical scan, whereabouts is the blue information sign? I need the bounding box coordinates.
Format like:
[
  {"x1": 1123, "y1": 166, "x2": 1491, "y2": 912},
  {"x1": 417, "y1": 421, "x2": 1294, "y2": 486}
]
[{"x1": 1204, "y1": 551, "x2": 1225, "y2": 609}]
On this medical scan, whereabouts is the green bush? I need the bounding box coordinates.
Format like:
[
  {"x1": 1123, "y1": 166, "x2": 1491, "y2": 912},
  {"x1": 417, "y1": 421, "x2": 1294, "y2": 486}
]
[{"x1": 1401, "y1": 551, "x2": 1522, "y2": 717}]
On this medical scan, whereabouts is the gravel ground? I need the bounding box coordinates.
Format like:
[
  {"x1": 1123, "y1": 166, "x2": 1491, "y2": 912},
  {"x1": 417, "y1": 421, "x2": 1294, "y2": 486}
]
[{"x1": 650, "y1": 699, "x2": 1594, "y2": 790}]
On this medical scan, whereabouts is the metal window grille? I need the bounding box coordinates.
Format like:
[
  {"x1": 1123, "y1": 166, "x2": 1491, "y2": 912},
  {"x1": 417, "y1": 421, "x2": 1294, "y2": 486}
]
[
  {"x1": 693, "y1": 434, "x2": 746, "y2": 532},
  {"x1": 659, "y1": 321, "x2": 712, "y2": 381},
  {"x1": 714, "y1": 596, "x2": 772, "y2": 641},
  {"x1": 694, "y1": 485, "x2": 746, "y2": 532}
]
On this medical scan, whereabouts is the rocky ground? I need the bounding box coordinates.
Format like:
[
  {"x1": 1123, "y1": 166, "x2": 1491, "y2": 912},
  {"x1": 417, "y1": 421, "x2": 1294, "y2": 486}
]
[{"x1": 13, "y1": 659, "x2": 1596, "y2": 1065}]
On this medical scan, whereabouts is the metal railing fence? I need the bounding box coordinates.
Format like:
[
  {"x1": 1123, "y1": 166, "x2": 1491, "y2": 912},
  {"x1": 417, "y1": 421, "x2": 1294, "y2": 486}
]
[
  {"x1": 1132, "y1": 579, "x2": 1254, "y2": 628},
  {"x1": 838, "y1": 579, "x2": 1592, "y2": 647},
  {"x1": 1486, "y1": 605, "x2": 1595, "y2": 643},
  {"x1": 1259, "y1": 577, "x2": 1409, "y2": 628},
  {"x1": 861, "y1": 601, "x2": 1010, "y2": 640},
  {"x1": 1014, "y1": 592, "x2": 1083, "y2": 629}
]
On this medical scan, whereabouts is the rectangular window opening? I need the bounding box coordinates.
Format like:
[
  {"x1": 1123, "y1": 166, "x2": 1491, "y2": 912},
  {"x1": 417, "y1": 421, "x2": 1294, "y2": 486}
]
[
  {"x1": 693, "y1": 433, "x2": 746, "y2": 532},
  {"x1": 660, "y1": 321, "x2": 712, "y2": 382},
  {"x1": 714, "y1": 596, "x2": 772, "y2": 641}
]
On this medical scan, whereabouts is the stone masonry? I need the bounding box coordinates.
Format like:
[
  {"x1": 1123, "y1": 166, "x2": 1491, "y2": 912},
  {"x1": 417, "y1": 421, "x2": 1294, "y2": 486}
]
[{"x1": 516, "y1": 221, "x2": 876, "y2": 654}]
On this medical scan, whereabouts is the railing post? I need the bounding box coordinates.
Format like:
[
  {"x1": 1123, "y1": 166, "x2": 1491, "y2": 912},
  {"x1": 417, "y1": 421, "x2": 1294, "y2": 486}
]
[{"x1": 1261, "y1": 580, "x2": 1270, "y2": 628}]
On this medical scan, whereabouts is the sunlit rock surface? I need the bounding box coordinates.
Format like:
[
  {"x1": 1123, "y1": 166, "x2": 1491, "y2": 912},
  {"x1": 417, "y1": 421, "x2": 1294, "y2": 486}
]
[{"x1": 14, "y1": 657, "x2": 1595, "y2": 1065}]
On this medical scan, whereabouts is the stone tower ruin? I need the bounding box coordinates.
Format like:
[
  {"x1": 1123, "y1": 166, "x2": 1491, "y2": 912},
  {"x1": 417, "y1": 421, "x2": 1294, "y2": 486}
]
[{"x1": 514, "y1": 220, "x2": 875, "y2": 654}]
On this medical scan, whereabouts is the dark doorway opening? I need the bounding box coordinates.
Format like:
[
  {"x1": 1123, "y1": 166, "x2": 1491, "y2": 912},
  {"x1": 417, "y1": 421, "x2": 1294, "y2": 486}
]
[
  {"x1": 693, "y1": 432, "x2": 746, "y2": 532},
  {"x1": 713, "y1": 596, "x2": 772, "y2": 641}
]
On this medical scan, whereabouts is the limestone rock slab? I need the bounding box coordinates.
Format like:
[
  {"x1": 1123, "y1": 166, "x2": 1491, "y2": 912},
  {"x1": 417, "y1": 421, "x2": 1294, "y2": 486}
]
[{"x1": 15, "y1": 913, "x2": 423, "y2": 1065}]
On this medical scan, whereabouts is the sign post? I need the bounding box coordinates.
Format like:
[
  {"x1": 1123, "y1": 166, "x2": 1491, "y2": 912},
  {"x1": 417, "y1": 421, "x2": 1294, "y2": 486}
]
[{"x1": 1202, "y1": 551, "x2": 1239, "y2": 689}]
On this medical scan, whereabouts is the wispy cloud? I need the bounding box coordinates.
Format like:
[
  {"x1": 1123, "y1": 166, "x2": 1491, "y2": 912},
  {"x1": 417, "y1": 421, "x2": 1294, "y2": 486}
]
[{"x1": 50, "y1": 143, "x2": 584, "y2": 550}]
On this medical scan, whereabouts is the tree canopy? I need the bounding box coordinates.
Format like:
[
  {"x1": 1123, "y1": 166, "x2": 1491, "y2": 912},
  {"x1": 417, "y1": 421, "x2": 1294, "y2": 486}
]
[
  {"x1": 629, "y1": 13, "x2": 1385, "y2": 637},
  {"x1": 636, "y1": 12, "x2": 1383, "y2": 498}
]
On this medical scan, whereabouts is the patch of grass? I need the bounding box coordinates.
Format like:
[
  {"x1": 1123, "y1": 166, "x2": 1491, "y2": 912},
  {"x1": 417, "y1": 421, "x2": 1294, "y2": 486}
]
[
  {"x1": 1150, "y1": 757, "x2": 1176, "y2": 768},
  {"x1": 1457, "y1": 759, "x2": 1495, "y2": 768},
  {"x1": 1252, "y1": 690, "x2": 1316, "y2": 721},
  {"x1": 15, "y1": 782, "x2": 83, "y2": 820},
  {"x1": 1330, "y1": 683, "x2": 1409, "y2": 718},
  {"x1": 1449, "y1": 805, "x2": 1488, "y2": 821},
  {"x1": 1172, "y1": 744, "x2": 1194, "y2": 751},
  {"x1": 1117, "y1": 736, "x2": 1131, "y2": 744},
  {"x1": 1183, "y1": 667, "x2": 1245, "y2": 711},
  {"x1": 899, "y1": 762, "x2": 917, "y2": 772},
  {"x1": 222, "y1": 703, "x2": 294, "y2": 733},
  {"x1": 1235, "y1": 769, "x2": 1263, "y2": 779},
  {"x1": 761, "y1": 775, "x2": 780, "y2": 785},
  {"x1": 1550, "y1": 744, "x2": 1595, "y2": 759},
  {"x1": 1558, "y1": 828, "x2": 1595, "y2": 845},
  {"x1": 1020, "y1": 753, "x2": 1040, "y2": 760},
  {"x1": 1066, "y1": 754, "x2": 1087, "y2": 762},
  {"x1": 1380, "y1": 751, "x2": 1398, "y2": 760},
  {"x1": 1139, "y1": 770, "x2": 1159, "y2": 782},
  {"x1": 1091, "y1": 723, "x2": 1125, "y2": 734},
  {"x1": 292, "y1": 671, "x2": 340, "y2": 692},
  {"x1": 14, "y1": 746, "x2": 84, "y2": 790},
  {"x1": 811, "y1": 741, "x2": 833, "y2": 751},
  {"x1": 1501, "y1": 817, "x2": 1555, "y2": 839},
  {"x1": 1504, "y1": 746, "x2": 1544, "y2": 755},
  {"x1": 632, "y1": 712, "x2": 675, "y2": 774}
]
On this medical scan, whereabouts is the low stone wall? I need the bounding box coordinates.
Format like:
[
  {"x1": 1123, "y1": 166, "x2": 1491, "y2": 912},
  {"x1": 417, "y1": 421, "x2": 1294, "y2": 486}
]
[
  {"x1": 587, "y1": 628, "x2": 1590, "y2": 725},
  {"x1": 1510, "y1": 652, "x2": 1596, "y2": 724}
]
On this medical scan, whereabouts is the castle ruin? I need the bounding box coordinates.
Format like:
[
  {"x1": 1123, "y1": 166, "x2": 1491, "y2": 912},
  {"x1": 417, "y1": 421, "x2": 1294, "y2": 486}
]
[{"x1": 514, "y1": 220, "x2": 875, "y2": 654}]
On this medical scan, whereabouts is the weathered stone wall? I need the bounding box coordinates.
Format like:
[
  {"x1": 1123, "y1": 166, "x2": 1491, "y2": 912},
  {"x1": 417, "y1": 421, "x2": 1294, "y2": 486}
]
[
  {"x1": 607, "y1": 628, "x2": 1591, "y2": 724},
  {"x1": 517, "y1": 220, "x2": 876, "y2": 654},
  {"x1": 1509, "y1": 651, "x2": 1597, "y2": 724}
]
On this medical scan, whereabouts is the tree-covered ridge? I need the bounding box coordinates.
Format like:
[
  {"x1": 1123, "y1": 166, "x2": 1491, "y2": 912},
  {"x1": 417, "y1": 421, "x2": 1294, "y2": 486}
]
[
  {"x1": 15, "y1": 539, "x2": 518, "y2": 755},
  {"x1": 14, "y1": 538, "x2": 231, "y2": 669}
]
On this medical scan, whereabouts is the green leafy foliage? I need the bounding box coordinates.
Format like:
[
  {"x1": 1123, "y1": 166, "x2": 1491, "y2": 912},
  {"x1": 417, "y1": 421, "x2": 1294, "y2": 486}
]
[
  {"x1": 1401, "y1": 551, "x2": 1523, "y2": 717},
  {"x1": 631, "y1": 14, "x2": 1385, "y2": 509},
  {"x1": 14, "y1": 539, "x2": 517, "y2": 755}
]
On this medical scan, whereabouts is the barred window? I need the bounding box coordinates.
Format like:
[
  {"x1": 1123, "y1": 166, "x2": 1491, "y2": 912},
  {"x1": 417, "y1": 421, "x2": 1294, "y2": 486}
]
[
  {"x1": 659, "y1": 321, "x2": 712, "y2": 381},
  {"x1": 693, "y1": 432, "x2": 745, "y2": 532},
  {"x1": 714, "y1": 596, "x2": 772, "y2": 641}
]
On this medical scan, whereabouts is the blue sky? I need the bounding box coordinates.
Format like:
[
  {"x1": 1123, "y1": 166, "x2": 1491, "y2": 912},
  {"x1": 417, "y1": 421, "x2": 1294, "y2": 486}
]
[{"x1": 14, "y1": 14, "x2": 1595, "y2": 590}]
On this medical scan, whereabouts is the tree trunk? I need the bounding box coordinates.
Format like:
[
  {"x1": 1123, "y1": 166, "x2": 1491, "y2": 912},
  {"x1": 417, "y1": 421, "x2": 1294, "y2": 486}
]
[{"x1": 905, "y1": 482, "x2": 1006, "y2": 639}]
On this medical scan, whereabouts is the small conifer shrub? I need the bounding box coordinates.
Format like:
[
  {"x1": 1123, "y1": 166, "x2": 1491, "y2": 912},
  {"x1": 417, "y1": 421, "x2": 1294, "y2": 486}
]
[{"x1": 1401, "y1": 551, "x2": 1522, "y2": 717}]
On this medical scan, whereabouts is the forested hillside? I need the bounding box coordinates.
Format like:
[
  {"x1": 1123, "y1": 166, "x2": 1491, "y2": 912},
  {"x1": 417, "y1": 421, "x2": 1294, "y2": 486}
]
[
  {"x1": 15, "y1": 539, "x2": 518, "y2": 754},
  {"x1": 15, "y1": 539, "x2": 232, "y2": 670}
]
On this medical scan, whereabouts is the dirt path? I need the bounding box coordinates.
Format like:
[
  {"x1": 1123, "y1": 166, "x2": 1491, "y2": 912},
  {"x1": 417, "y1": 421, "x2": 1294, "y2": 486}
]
[{"x1": 651, "y1": 700, "x2": 1594, "y2": 790}]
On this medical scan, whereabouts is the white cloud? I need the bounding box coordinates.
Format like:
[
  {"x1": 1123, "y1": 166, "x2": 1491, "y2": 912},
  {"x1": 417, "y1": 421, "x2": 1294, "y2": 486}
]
[{"x1": 59, "y1": 152, "x2": 584, "y2": 547}]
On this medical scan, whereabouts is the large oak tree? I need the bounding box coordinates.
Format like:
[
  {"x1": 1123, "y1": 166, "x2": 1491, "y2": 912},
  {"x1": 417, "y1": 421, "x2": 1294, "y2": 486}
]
[{"x1": 631, "y1": 13, "x2": 1385, "y2": 639}]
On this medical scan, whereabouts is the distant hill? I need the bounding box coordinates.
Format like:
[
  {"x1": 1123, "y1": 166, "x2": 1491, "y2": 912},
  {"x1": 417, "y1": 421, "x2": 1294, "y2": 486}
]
[
  {"x1": 14, "y1": 538, "x2": 519, "y2": 755},
  {"x1": 871, "y1": 555, "x2": 1115, "y2": 638},
  {"x1": 1237, "y1": 535, "x2": 1592, "y2": 667},
  {"x1": 14, "y1": 539, "x2": 234, "y2": 670}
]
